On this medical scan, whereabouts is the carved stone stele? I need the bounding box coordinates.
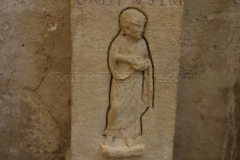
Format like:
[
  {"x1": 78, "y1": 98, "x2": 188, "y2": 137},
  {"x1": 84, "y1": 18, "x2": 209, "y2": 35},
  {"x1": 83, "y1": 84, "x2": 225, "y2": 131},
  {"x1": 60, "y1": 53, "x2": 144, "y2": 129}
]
[
  {"x1": 100, "y1": 8, "x2": 153, "y2": 158},
  {"x1": 71, "y1": 1, "x2": 183, "y2": 159}
]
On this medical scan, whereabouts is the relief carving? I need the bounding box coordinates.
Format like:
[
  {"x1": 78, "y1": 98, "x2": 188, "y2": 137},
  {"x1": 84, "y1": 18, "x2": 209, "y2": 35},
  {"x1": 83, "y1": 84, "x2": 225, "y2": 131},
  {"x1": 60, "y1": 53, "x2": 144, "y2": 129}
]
[{"x1": 100, "y1": 8, "x2": 154, "y2": 158}]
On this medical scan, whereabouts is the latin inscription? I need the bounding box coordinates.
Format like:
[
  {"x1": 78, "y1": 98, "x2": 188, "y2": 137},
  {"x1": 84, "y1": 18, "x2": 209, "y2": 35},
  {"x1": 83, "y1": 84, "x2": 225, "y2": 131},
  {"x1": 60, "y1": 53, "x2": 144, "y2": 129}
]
[{"x1": 76, "y1": 0, "x2": 183, "y2": 6}]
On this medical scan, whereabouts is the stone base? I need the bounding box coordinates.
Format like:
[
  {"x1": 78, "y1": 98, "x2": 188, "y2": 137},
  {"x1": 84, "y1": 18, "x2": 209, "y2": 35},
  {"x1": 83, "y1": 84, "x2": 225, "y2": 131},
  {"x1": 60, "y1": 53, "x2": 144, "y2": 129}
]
[{"x1": 100, "y1": 144, "x2": 144, "y2": 158}]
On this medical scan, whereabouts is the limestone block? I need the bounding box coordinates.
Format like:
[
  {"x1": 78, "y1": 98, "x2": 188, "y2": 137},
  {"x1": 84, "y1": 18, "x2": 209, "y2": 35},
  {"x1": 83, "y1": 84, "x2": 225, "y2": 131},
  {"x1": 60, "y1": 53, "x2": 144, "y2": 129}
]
[{"x1": 71, "y1": 1, "x2": 183, "y2": 159}]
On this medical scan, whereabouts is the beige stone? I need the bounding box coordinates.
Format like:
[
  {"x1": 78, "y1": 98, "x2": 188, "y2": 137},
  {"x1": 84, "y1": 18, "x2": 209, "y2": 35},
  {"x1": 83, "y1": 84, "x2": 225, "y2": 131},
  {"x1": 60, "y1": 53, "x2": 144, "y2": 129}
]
[
  {"x1": 0, "y1": 0, "x2": 71, "y2": 159},
  {"x1": 71, "y1": 0, "x2": 183, "y2": 159},
  {"x1": 65, "y1": 147, "x2": 72, "y2": 160},
  {"x1": 101, "y1": 8, "x2": 153, "y2": 157},
  {"x1": 173, "y1": 0, "x2": 240, "y2": 160},
  {"x1": 1, "y1": 0, "x2": 240, "y2": 160}
]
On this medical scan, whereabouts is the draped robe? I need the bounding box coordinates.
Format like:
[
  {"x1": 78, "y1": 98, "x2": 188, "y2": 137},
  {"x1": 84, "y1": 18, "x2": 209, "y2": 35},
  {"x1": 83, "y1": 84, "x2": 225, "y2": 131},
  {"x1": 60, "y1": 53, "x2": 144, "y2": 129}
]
[{"x1": 105, "y1": 34, "x2": 153, "y2": 139}]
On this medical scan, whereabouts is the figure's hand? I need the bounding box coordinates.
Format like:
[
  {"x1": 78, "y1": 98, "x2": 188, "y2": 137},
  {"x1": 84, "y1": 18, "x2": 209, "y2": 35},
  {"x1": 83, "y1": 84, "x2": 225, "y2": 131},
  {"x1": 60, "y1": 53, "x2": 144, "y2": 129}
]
[
  {"x1": 115, "y1": 54, "x2": 151, "y2": 71},
  {"x1": 132, "y1": 58, "x2": 150, "y2": 71},
  {"x1": 115, "y1": 54, "x2": 126, "y2": 61},
  {"x1": 116, "y1": 75, "x2": 125, "y2": 80},
  {"x1": 115, "y1": 72, "x2": 129, "y2": 80},
  {"x1": 132, "y1": 61, "x2": 145, "y2": 70}
]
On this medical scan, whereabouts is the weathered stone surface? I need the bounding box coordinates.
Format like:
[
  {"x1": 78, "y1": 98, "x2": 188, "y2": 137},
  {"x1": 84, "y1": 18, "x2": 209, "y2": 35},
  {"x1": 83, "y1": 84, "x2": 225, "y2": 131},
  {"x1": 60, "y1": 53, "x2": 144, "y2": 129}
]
[
  {"x1": 173, "y1": 0, "x2": 240, "y2": 160},
  {"x1": 1, "y1": 0, "x2": 240, "y2": 160},
  {"x1": 100, "y1": 143, "x2": 144, "y2": 158},
  {"x1": 65, "y1": 147, "x2": 71, "y2": 160},
  {"x1": 0, "y1": 0, "x2": 71, "y2": 159},
  {"x1": 71, "y1": 1, "x2": 183, "y2": 159}
]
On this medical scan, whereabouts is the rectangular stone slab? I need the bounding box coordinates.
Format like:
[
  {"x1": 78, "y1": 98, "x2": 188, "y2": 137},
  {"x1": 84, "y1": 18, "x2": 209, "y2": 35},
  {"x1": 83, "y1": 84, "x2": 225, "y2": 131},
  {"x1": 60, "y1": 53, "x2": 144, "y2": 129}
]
[{"x1": 71, "y1": 1, "x2": 183, "y2": 159}]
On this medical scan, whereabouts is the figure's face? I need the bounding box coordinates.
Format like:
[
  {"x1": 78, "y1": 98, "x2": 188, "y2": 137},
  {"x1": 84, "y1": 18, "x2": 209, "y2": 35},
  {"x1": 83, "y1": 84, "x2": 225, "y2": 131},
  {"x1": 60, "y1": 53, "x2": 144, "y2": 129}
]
[{"x1": 125, "y1": 20, "x2": 145, "y2": 39}]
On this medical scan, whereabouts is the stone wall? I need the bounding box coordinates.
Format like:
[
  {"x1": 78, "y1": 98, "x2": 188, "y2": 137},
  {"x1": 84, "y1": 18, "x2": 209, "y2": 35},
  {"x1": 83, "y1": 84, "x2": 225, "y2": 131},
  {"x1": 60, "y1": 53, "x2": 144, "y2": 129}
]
[
  {"x1": 0, "y1": 0, "x2": 71, "y2": 159},
  {"x1": 0, "y1": 0, "x2": 240, "y2": 160},
  {"x1": 174, "y1": 0, "x2": 240, "y2": 160}
]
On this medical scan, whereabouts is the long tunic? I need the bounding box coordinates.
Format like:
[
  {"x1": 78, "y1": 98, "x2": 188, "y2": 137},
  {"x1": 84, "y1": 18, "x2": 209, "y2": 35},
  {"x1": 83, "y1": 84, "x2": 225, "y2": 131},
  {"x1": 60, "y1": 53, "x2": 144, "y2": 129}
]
[{"x1": 106, "y1": 35, "x2": 153, "y2": 138}]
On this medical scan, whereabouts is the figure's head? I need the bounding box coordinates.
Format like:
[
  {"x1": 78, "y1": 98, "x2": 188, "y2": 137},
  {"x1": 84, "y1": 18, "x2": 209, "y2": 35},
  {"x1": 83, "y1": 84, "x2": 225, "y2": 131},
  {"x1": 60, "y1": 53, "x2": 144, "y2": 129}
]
[{"x1": 120, "y1": 8, "x2": 147, "y2": 39}]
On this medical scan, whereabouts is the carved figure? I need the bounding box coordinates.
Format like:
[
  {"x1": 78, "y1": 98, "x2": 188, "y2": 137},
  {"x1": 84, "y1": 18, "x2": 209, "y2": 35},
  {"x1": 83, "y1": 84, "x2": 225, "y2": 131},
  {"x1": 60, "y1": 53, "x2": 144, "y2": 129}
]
[{"x1": 101, "y1": 8, "x2": 154, "y2": 157}]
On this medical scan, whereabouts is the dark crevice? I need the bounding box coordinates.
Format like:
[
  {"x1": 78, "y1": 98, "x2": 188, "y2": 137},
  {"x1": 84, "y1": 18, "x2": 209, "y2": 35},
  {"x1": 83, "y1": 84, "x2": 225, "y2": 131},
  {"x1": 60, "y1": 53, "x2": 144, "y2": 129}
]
[
  {"x1": 140, "y1": 107, "x2": 150, "y2": 135},
  {"x1": 33, "y1": 76, "x2": 45, "y2": 91}
]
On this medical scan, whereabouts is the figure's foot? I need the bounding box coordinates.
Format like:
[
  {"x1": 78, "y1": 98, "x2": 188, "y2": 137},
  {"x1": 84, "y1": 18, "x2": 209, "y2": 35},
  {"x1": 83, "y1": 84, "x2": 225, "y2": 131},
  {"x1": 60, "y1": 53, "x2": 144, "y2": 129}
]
[
  {"x1": 112, "y1": 137, "x2": 126, "y2": 147},
  {"x1": 126, "y1": 138, "x2": 136, "y2": 148},
  {"x1": 104, "y1": 136, "x2": 126, "y2": 147},
  {"x1": 104, "y1": 136, "x2": 113, "y2": 146}
]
